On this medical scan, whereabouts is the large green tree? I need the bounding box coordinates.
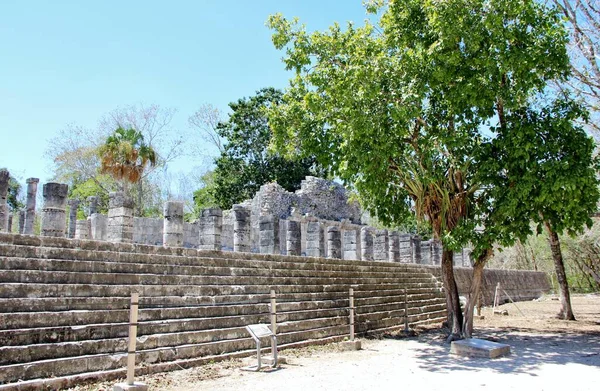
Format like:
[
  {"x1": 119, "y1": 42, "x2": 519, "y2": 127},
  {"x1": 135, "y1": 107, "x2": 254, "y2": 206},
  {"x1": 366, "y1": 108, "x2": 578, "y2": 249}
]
[
  {"x1": 211, "y1": 87, "x2": 322, "y2": 209},
  {"x1": 268, "y1": 0, "x2": 574, "y2": 337},
  {"x1": 479, "y1": 98, "x2": 599, "y2": 320}
]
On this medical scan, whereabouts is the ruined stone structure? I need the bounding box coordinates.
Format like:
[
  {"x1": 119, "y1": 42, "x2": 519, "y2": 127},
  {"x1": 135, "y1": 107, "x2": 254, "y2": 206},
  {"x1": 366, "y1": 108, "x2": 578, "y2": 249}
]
[{"x1": 0, "y1": 175, "x2": 552, "y2": 390}]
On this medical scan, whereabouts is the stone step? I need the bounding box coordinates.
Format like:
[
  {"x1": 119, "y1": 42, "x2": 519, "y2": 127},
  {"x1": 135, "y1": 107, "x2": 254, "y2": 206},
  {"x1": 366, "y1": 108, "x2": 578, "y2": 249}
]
[
  {"x1": 0, "y1": 320, "x2": 353, "y2": 384},
  {"x1": 0, "y1": 256, "x2": 437, "y2": 280},
  {"x1": 0, "y1": 240, "x2": 434, "y2": 275},
  {"x1": 0, "y1": 282, "x2": 443, "y2": 299},
  {"x1": 0, "y1": 268, "x2": 436, "y2": 288},
  {"x1": 0, "y1": 313, "x2": 350, "y2": 366},
  {"x1": 0, "y1": 287, "x2": 443, "y2": 313}
]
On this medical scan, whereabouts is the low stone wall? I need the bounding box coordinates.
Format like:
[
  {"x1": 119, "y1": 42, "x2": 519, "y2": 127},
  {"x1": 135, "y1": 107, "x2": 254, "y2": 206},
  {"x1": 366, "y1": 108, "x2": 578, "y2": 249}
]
[{"x1": 425, "y1": 266, "x2": 551, "y2": 305}]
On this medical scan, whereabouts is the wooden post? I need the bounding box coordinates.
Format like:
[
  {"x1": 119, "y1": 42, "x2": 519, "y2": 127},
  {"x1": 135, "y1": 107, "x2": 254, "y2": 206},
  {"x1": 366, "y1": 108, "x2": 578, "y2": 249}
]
[
  {"x1": 493, "y1": 282, "x2": 500, "y2": 309},
  {"x1": 349, "y1": 288, "x2": 355, "y2": 340},
  {"x1": 127, "y1": 292, "x2": 139, "y2": 386},
  {"x1": 404, "y1": 288, "x2": 409, "y2": 333},
  {"x1": 270, "y1": 289, "x2": 277, "y2": 354}
]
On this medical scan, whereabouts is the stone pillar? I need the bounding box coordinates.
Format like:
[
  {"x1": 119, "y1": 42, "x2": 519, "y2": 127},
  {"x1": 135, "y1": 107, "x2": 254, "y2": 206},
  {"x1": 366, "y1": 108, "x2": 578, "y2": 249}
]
[
  {"x1": 360, "y1": 227, "x2": 373, "y2": 261},
  {"x1": 90, "y1": 214, "x2": 108, "y2": 241},
  {"x1": 411, "y1": 235, "x2": 421, "y2": 264},
  {"x1": 199, "y1": 208, "x2": 222, "y2": 251},
  {"x1": 398, "y1": 234, "x2": 412, "y2": 263},
  {"x1": 67, "y1": 199, "x2": 80, "y2": 238},
  {"x1": 306, "y1": 220, "x2": 324, "y2": 258},
  {"x1": 0, "y1": 169, "x2": 9, "y2": 232},
  {"x1": 286, "y1": 220, "x2": 301, "y2": 256},
  {"x1": 327, "y1": 226, "x2": 342, "y2": 259},
  {"x1": 7, "y1": 213, "x2": 13, "y2": 233},
  {"x1": 107, "y1": 191, "x2": 134, "y2": 243},
  {"x1": 163, "y1": 201, "x2": 184, "y2": 247},
  {"x1": 462, "y1": 248, "x2": 472, "y2": 267},
  {"x1": 388, "y1": 231, "x2": 400, "y2": 262},
  {"x1": 40, "y1": 182, "x2": 69, "y2": 237},
  {"x1": 374, "y1": 229, "x2": 389, "y2": 261},
  {"x1": 233, "y1": 204, "x2": 251, "y2": 253},
  {"x1": 87, "y1": 196, "x2": 99, "y2": 215},
  {"x1": 343, "y1": 229, "x2": 358, "y2": 260},
  {"x1": 453, "y1": 250, "x2": 463, "y2": 267},
  {"x1": 18, "y1": 210, "x2": 25, "y2": 234},
  {"x1": 259, "y1": 215, "x2": 279, "y2": 254},
  {"x1": 431, "y1": 239, "x2": 442, "y2": 265},
  {"x1": 74, "y1": 219, "x2": 90, "y2": 240},
  {"x1": 24, "y1": 178, "x2": 39, "y2": 235},
  {"x1": 420, "y1": 240, "x2": 432, "y2": 265}
]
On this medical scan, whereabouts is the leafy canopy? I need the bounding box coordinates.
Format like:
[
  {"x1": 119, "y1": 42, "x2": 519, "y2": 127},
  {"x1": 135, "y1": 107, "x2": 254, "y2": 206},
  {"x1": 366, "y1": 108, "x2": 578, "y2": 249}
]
[
  {"x1": 211, "y1": 87, "x2": 322, "y2": 209},
  {"x1": 266, "y1": 0, "x2": 571, "y2": 255}
]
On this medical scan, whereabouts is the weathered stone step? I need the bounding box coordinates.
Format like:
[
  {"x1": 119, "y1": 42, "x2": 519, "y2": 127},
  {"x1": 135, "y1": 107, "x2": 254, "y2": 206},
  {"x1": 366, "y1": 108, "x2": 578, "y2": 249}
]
[
  {"x1": 0, "y1": 268, "x2": 436, "y2": 288},
  {"x1": 0, "y1": 240, "x2": 434, "y2": 275},
  {"x1": 0, "y1": 282, "x2": 443, "y2": 299},
  {"x1": 0, "y1": 257, "x2": 436, "y2": 280},
  {"x1": 0, "y1": 321, "x2": 351, "y2": 384}
]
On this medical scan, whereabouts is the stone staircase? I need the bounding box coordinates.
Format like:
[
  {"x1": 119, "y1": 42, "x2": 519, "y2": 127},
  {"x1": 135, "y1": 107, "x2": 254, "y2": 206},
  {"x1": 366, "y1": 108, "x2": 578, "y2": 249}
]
[{"x1": 0, "y1": 233, "x2": 446, "y2": 390}]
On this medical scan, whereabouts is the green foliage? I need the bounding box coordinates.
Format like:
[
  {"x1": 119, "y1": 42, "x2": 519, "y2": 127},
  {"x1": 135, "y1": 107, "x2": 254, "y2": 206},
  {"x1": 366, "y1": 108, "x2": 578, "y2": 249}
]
[
  {"x1": 192, "y1": 171, "x2": 218, "y2": 216},
  {"x1": 478, "y1": 97, "x2": 600, "y2": 241},
  {"x1": 267, "y1": 0, "x2": 571, "y2": 258},
  {"x1": 69, "y1": 176, "x2": 113, "y2": 219},
  {"x1": 212, "y1": 87, "x2": 322, "y2": 209},
  {"x1": 7, "y1": 176, "x2": 23, "y2": 212}
]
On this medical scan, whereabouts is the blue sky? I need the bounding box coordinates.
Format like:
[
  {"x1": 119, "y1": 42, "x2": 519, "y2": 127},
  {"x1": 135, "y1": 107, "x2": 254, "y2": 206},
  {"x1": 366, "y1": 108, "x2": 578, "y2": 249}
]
[{"x1": 0, "y1": 0, "x2": 370, "y2": 183}]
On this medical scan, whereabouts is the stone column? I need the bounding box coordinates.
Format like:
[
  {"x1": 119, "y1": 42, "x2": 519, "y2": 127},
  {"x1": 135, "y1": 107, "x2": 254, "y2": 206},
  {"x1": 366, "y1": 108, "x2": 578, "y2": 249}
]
[
  {"x1": 327, "y1": 226, "x2": 341, "y2": 259},
  {"x1": 233, "y1": 204, "x2": 251, "y2": 253},
  {"x1": 462, "y1": 248, "x2": 472, "y2": 267},
  {"x1": 398, "y1": 234, "x2": 412, "y2": 263},
  {"x1": 388, "y1": 231, "x2": 400, "y2": 262},
  {"x1": 259, "y1": 215, "x2": 279, "y2": 254},
  {"x1": 360, "y1": 227, "x2": 373, "y2": 261},
  {"x1": 431, "y1": 239, "x2": 442, "y2": 265},
  {"x1": 420, "y1": 240, "x2": 432, "y2": 265},
  {"x1": 199, "y1": 207, "x2": 223, "y2": 251},
  {"x1": 306, "y1": 220, "x2": 324, "y2": 258},
  {"x1": 24, "y1": 178, "x2": 39, "y2": 235},
  {"x1": 90, "y1": 214, "x2": 108, "y2": 241},
  {"x1": 453, "y1": 250, "x2": 463, "y2": 267},
  {"x1": 40, "y1": 182, "x2": 69, "y2": 237},
  {"x1": 74, "y1": 219, "x2": 90, "y2": 240},
  {"x1": 7, "y1": 213, "x2": 13, "y2": 233},
  {"x1": 107, "y1": 191, "x2": 134, "y2": 243},
  {"x1": 163, "y1": 201, "x2": 184, "y2": 247},
  {"x1": 374, "y1": 229, "x2": 389, "y2": 261},
  {"x1": 87, "y1": 196, "x2": 99, "y2": 215},
  {"x1": 286, "y1": 220, "x2": 301, "y2": 256},
  {"x1": 0, "y1": 169, "x2": 9, "y2": 232},
  {"x1": 18, "y1": 210, "x2": 25, "y2": 234},
  {"x1": 411, "y1": 235, "x2": 421, "y2": 264},
  {"x1": 67, "y1": 199, "x2": 80, "y2": 238},
  {"x1": 343, "y1": 229, "x2": 358, "y2": 260}
]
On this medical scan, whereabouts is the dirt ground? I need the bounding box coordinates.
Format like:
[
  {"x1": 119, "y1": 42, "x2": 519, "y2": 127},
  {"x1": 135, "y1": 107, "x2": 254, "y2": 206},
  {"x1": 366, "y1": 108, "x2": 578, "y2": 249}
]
[{"x1": 69, "y1": 294, "x2": 600, "y2": 391}]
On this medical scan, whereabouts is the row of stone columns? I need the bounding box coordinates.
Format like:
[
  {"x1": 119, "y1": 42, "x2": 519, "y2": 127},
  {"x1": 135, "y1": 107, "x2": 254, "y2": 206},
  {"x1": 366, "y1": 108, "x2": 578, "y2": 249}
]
[
  {"x1": 0, "y1": 174, "x2": 461, "y2": 264},
  {"x1": 0, "y1": 170, "x2": 39, "y2": 234}
]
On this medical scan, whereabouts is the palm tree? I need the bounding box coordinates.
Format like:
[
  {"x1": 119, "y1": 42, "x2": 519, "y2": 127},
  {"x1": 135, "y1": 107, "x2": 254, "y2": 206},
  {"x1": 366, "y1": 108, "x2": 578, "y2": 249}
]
[{"x1": 98, "y1": 127, "x2": 157, "y2": 191}]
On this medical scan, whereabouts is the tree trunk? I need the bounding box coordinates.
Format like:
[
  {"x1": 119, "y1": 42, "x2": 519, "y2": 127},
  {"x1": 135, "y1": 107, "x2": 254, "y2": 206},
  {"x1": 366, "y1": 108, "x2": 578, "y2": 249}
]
[
  {"x1": 462, "y1": 249, "x2": 492, "y2": 338},
  {"x1": 441, "y1": 249, "x2": 462, "y2": 338},
  {"x1": 544, "y1": 221, "x2": 576, "y2": 320}
]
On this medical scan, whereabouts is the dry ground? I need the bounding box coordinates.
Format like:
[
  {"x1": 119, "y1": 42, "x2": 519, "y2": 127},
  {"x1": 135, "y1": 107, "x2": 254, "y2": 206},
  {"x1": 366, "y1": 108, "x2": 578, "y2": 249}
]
[{"x1": 68, "y1": 294, "x2": 600, "y2": 391}]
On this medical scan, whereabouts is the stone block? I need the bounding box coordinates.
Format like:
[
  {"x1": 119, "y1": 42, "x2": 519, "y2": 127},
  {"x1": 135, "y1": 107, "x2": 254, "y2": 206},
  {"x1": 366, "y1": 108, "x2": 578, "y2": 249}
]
[
  {"x1": 327, "y1": 226, "x2": 341, "y2": 259},
  {"x1": 286, "y1": 220, "x2": 301, "y2": 256},
  {"x1": 339, "y1": 340, "x2": 362, "y2": 351},
  {"x1": 360, "y1": 227, "x2": 373, "y2": 261},
  {"x1": 342, "y1": 229, "x2": 358, "y2": 260},
  {"x1": 113, "y1": 382, "x2": 148, "y2": 391},
  {"x1": 450, "y1": 338, "x2": 511, "y2": 359}
]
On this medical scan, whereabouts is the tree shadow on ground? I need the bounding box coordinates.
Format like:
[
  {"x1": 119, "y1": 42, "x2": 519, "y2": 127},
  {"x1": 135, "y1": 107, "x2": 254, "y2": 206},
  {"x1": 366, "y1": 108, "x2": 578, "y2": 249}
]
[{"x1": 389, "y1": 328, "x2": 600, "y2": 376}]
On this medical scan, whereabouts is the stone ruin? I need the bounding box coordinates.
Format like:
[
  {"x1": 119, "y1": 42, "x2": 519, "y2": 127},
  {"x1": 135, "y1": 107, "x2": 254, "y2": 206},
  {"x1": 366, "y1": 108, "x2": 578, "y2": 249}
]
[{"x1": 0, "y1": 171, "x2": 472, "y2": 267}]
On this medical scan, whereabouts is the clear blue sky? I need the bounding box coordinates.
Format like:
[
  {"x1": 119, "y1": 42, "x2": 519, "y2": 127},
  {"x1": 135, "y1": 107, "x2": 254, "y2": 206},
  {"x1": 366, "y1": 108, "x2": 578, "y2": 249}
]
[{"x1": 0, "y1": 0, "x2": 370, "y2": 183}]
